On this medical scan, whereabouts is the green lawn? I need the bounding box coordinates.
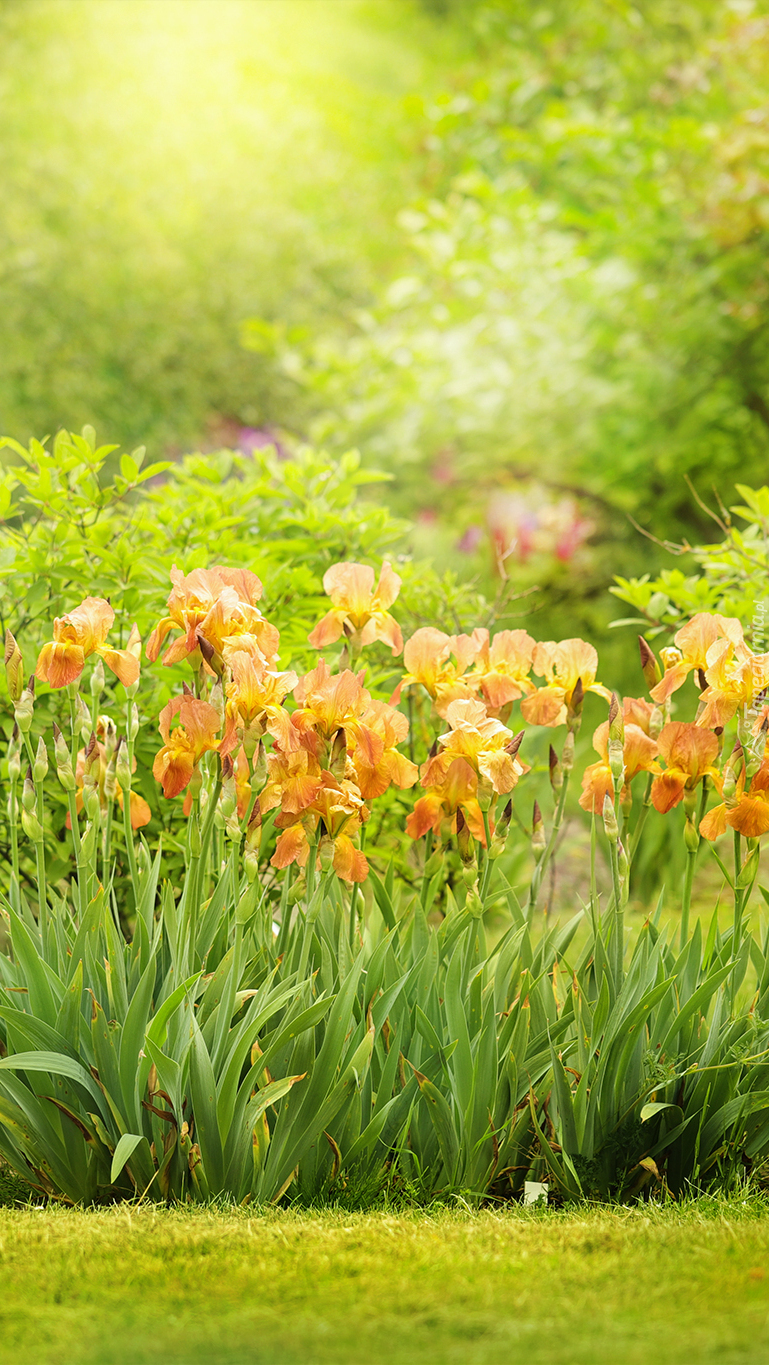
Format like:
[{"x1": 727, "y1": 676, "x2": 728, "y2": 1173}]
[{"x1": 2, "y1": 1198, "x2": 768, "y2": 1364}]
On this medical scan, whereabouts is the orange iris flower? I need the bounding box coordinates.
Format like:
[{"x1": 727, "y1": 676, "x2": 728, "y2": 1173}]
[
  {"x1": 309, "y1": 561, "x2": 403, "y2": 654},
  {"x1": 36, "y1": 597, "x2": 141, "y2": 690},
  {"x1": 650, "y1": 722, "x2": 720, "y2": 814},
  {"x1": 650, "y1": 612, "x2": 744, "y2": 706},
  {"x1": 520, "y1": 639, "x2": 611, "y2": 727},
  {"x1": 261, "y1": 746, "x2": 324, "y2": 818},
  {"x1": 579, "y1": 698, "x2": 658, "y2": 814},
  {"x1": 271, "y1": 775, "x2": 369, "y2": 883},
  {"x1": 696, "y1": 636, "x2": 769, "y2": 730},
  {"x1": 146, "y1": 566, "x2": 278, "y2": 668},
  {"x1": 352, "y1": 699, "x2": 419, "y2": 799},
  {"x1": 470, "y1": 628, "x2": 536, "y2": 711},
  {"x1": 435, "y1": 698, "x2": 528, "y2": 795},
  {"x1": 220, "y1": 636, "x2": 298, "y2": 755},
  {"x1": 406, "y1": 756, "x2": 487, "y2": 845},
  {"x1": 400, "y1": 626, "x2": 486, "y2": 718},
  {"x1": 152, "y1": 694, "x2": 222, "y2": 799},
  {"x1": 699, "y1": 760, "x2": 769, "y2": 841}
]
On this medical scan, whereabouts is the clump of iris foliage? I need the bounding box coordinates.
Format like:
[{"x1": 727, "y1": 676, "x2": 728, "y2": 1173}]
[{"x1": 0, "y1": 431, "x2": 769, "y2": 1208}]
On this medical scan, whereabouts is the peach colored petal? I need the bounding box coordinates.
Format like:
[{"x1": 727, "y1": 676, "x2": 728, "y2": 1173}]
[
  {"x1": 699, "y1": 803, "x2": 728, "y2": 841},
  {"x1": 403, "y1": 627, "x2": 452, "y2": 689},
  {"x1": 729, "y1": 794, "x2": 769, "y2": 839},
  {"x1": 309, "y1": 610, "x2": 344, "y2": 649},
  {"x1": 579, "y1": 761, "x2": 614, "y2": 814},
  {"x1": 651, "y1": 771, "x2": 687, "y2": 814},
  {"x1": 36, "y1": 641, "x2": 85, "y2": 688},
  {"x1": 520, "y1": 688, "x2": 567, "y2": 728},
  {"x1": 333, "y1": 833, "x2": 369, "y2": 883},
  {"x1": 100, "y1": 647, "x2": 141, "y2": 688},
  {"x1": 271, "y1": 824, "x2": 310, "y2": 870}
]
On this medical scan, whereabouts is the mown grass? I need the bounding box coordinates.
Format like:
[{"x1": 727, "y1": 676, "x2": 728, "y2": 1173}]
[{"x1": 1, "y1": 1196, "x2": 767, "y2": 1364}]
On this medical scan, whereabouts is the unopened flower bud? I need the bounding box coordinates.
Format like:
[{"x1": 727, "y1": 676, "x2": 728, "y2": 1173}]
[
  {"x1": 125, "y1": 624, "x2": 142, "y2": 697},
  {"x1": 567, "y1": 676, "x2": 585, "y2": 727},
  {"x1": 532, "y1": 800, "x2": 546, "y2": 860},
  {"x1": 456, "y1": 808, "x2": 474, "y2": 866},
  {"x1": 83, "y1": 786, "x2": 100, "y2": 819},
  {"x1": 80, "y1": 820, "x2": 97, "y2": 863},
  {"x1": 329, "y1": 728, "x2": 347, "y2": 780},
  {"x1": 608, "y1": 693, "x2": 624, "y2": 743},
  {"x1": 197, "y1": 632, "x2": 223, "y2": 678},
  {"x1": 21, "y1": 806, "x2": 44, "y2": 843},
  {"x1": 489, "y1": 799, "x2": 512, "y2": 859},
  {"x1": 14, "y1": 677, "x2": 35, "y2": 733},
  {"x1": 461, "y1": 864, "x2": 477, "y2": 886},
  {"x1": 608, "y1": 737, "x2": 625, "y2": 784},
  {"x1": 7, "y1": 724, "x2": 21, "y2": 784},
  {"x1": 219, "y1": 757, "x2": 237, "y2": 820},
  {"x1": 618, "y1": 840, "x2": 629, "y2": 880},
  {"x1": 477, "y1": 781, "x2": 494, "y2": 813},
  {"x1": 465, "y1": 884, "x2": 484, "y2": 917},
  {"x1": 319, "y1": 839, "x2": 334, "y2": 872},
  {"x1": 245, "y1": 800, "x2": 262, "y2": 853},
  {"x1": 649, "y1": 706, "x2": 664, "y2": 740},
  {"x1": 75, "y1": 694, "x2": 91, "y2": 738},
  {"x1": 288, "y1": 873, "x2": 307, "y2": 905},
  {"x1": 244, "y1": 847, "x2": 260, "y2": 883},
  {"x1": 251, "y1": 740, "x2": 266, "y2": 787},
  {"x1": 4, "y1": 631, "x2": 23, "y2": 704},
  {"x1": 83, "y1": 732, "x2": 100, "y2": 782},
  {"x1": 225, "y1": 812, "x2": 242, "y2": 843},
  {"x1": 33, "y1": 736, "x2": 48, "y2": 784},
  {"x1": 22, "y1": 766, "x2": 35, "y2": 811},
  {"x1": 602, "y1": 793, "x2": 618, "y2": 842},
  {"x1": 683, "y1": 784, "x2": 697, "y2": 818},
  {"x1": 684, "y1": 817, "x2": 699, "y2": 853},
  {"x1": 115, "y1": 737, "x2": 131, "y2": 791},
  {"x1": 104, "y1": 751, "x2": 117, "y2": 802},
  {"x1": 188, "y1": 815, "x2": 202, "y2": 858},
  {"x1": 128, "y1": 703, "x2": 140, "y2": 742},
  {"x1": 89, "y1": 657, "x2": 105, "y2": 700},
  {"x1": 549, "y1": 745, "x2": 562, "y2": 794},
  {"x1": 638, "y1": 636, "x2": 662, "y2": 691},
  {"x1": 561, "y1": 731, "x2": 575, "y2": 774}
]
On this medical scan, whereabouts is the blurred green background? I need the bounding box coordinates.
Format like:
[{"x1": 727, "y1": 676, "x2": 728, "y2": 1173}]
[{"x1": 3, "y1": 0, "x2": 769, "y2": 670}]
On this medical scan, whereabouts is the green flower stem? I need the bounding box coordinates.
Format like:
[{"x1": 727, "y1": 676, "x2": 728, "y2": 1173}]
[
  {"x1": 629, "y1": 775, "x2": 653, "y2": 865},
  {"x1": 609, "y1": 838, "x2": 623, "y2": 983},
  {"x1": 733, "y1": 829, "x2": 743, "y2": 948},
  {"x1": 68, "y1": 689, "x2": 80, "y2": 766},
  {"x1": 22, "y1": 731, "x2": 48, "y2": 948},
  {"x1": 66, "y1": 788, "x2": 84, "y2": 913},
  {"x1": 480, "y1": 804, "x2": 493, "y2": 904},
  {"x1": 8, "y1": 779, "x2": 19, "y2": 894},
  {"x1": 102, "y1": 801, "x2": 114, "y2": 889},
  {"x1": 680, "y1": 849, "x2": 696, "y2": 951},
  {"x1": 348, "y1": 825, "x2": 367, "y2": 948},
  {"x1": 528, "y1": 771, "x2": 570, "y2": 917}
]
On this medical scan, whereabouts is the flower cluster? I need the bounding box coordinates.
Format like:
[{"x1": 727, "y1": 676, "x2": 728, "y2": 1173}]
[{"x1": 23, "y1": 563, "x2": 769, "y2": 899}]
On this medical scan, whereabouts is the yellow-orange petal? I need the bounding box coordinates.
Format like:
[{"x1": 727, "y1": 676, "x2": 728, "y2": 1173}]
[
  {"x1": 520, "y1": 687, "x2": 566, "y2": 728},
  {"x1": 271, "y1": 824, "x2": 310, "y2": 870},
  {"x1": 308, "y1": 610, "x2": 344, "y2": 649},
  {"x1": 152, "y1": 747, "x2": 195, "y2": 799},
  {"x1": 650, "y1": 771, "x2": 687, "y2": 814},
  {"x1": 699, "y1": 803, "x2": 728, "y2": 841},
  {"x1": 333, "y1": 833, "x2": 368, "y2": 883},
  {"x1": 729, "y1": 794, "x2": 769, "y2": 839},
  {"x1": 100, "y1": 647, "x2": 141, "y2": 688},
  {"x1": 36, "y1": 641, "x2": 85, "y2": 688}
]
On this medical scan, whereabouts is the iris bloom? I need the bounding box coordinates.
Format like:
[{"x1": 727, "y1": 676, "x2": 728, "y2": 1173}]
[
  {"x1": 309, "y1": 561, "x2": 403, "y2": 654},
  {"x1": 696, "y1": 637, "x2": 769, "y2": 729},
  {"x1": 470, "y1": 629, "x2": 536, "y2": 711},
  {"x1": 435, "y1": 698, "x2": 527, "y2": 795},
  {"x1": 261, "y1": 746, "x2": 324, "y2": 818},
  {"x1": 146, "y1": 566, "x2": 278, "y2": 668},
  {"x1": 650, "y1": 722, "x2": 720, "y2": 814},
  {"x1": 650, "y1": 612, "x2": 744, "y2": 706},
  {"x1": 220, "y1": 636, "x2": 298, "y2": 755},
  {"x1": 271, "y1": 775, "x2": 369, "y2": 882},
  {"x1": 36, "y1": 597, "x2": 141, "y2": 690},
  {"x1": 400, "y1": 626, "x2": 486, "y2": 718},
  {"x1": 520, "y1": 639, "x2": 611, "y2": 727},
  {"x1": 700, "y1": 760, "x2": 769, "y2": 841},
  {"x1": 406, "y1": 756, "x2": 486, "y2": 844},
  {"x1": 579, "y1": 698, "x2": 658, "y2": 814},
  {"x1": 352, "y1": 699, "x2": 419, "y2": 799},
  {"x1": 153, "y1": 694, "x2": 222, "y2": 799}
]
